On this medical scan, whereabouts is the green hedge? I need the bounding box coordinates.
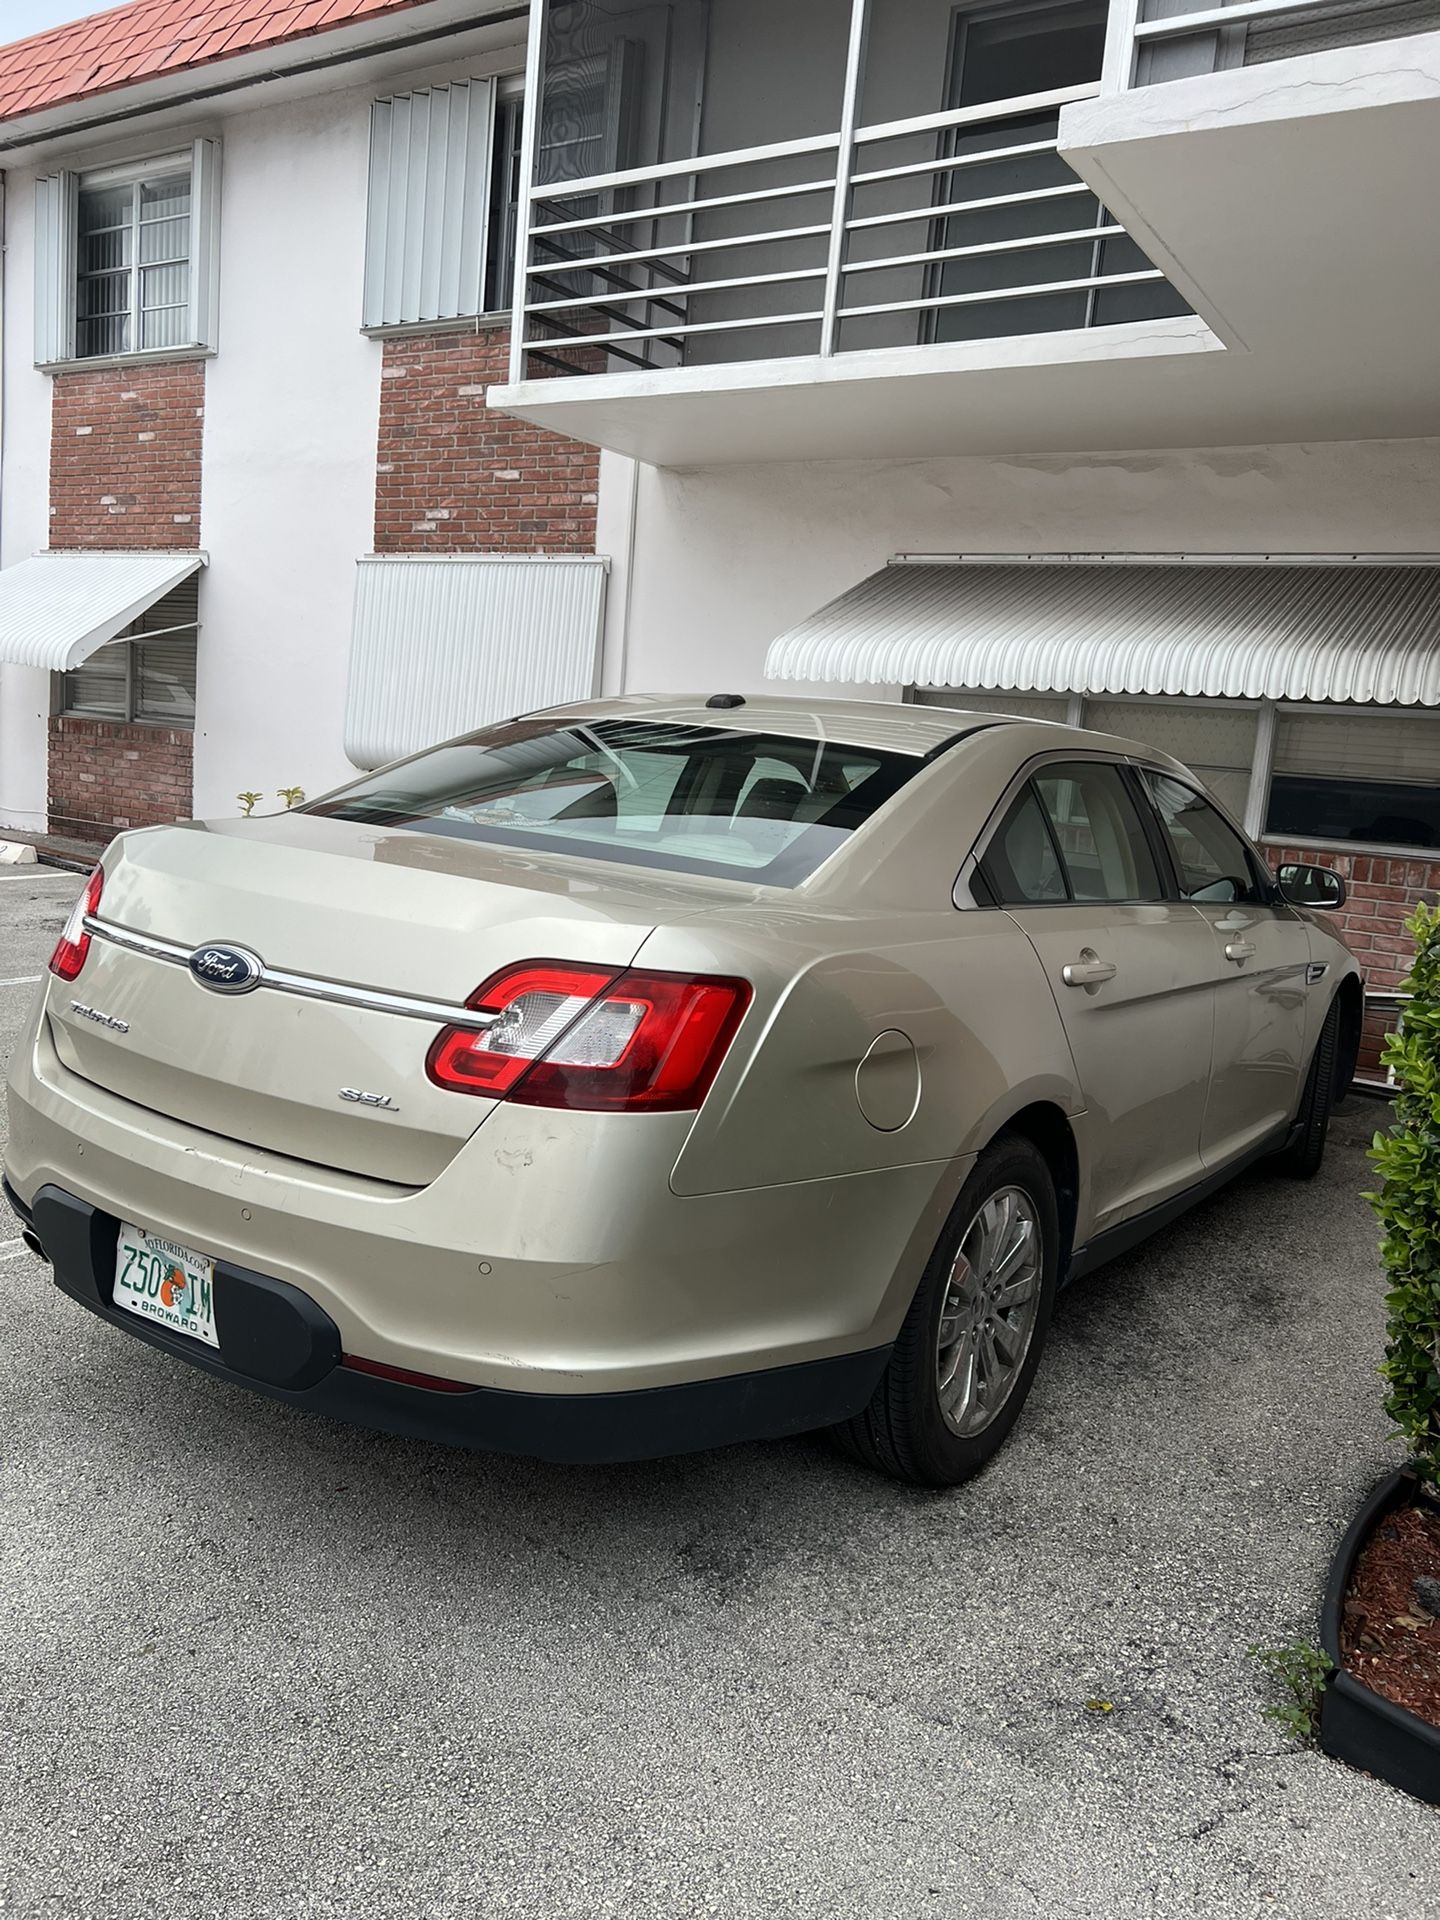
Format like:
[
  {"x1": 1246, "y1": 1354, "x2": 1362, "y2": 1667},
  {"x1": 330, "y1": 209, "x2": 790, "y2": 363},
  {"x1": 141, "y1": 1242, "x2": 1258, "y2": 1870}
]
[{"x1": 1369, "y1": 900, "x2": 1440, "y2": 1486}]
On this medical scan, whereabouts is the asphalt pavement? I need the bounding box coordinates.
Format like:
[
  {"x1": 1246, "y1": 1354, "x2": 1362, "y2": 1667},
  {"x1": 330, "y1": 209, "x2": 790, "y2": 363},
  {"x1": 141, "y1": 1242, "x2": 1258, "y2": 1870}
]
[{"x1": 1, "y1": 863, "x2": 1436, "y2": 1920}]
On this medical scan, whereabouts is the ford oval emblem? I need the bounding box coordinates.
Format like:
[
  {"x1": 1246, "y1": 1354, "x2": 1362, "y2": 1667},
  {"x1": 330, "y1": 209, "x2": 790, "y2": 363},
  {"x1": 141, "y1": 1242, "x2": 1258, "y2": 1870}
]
[{"x1": 188, "y1": 943, "x2": 263, "y2": 994}]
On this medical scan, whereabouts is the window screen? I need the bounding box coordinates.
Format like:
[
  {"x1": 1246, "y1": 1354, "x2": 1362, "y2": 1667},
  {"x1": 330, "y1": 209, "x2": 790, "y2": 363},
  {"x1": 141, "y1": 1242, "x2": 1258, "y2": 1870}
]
[
  {"x1": 1266, "y1": 709, "x2": 1440, "y2": 851},
  {"x1": 1085, "y1": 700, "x2": 1257, "y2": 820}
]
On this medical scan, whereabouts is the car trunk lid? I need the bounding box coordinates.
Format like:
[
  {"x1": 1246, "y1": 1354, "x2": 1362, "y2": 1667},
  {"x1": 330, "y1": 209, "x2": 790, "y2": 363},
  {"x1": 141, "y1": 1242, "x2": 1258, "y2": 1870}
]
[{"x1": 47, "y1": 816, "x2": 702, "y2": 1184}]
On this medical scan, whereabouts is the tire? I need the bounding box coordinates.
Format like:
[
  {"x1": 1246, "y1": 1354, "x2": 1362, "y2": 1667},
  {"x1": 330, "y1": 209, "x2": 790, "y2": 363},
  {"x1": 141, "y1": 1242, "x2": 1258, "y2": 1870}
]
[
  {"x1": 1273, "y1": 996, "x2": 1340, "y2": 1180},
  {"x1": 831, "y1": 1135, "x2": 1060, "y2": 1487}
]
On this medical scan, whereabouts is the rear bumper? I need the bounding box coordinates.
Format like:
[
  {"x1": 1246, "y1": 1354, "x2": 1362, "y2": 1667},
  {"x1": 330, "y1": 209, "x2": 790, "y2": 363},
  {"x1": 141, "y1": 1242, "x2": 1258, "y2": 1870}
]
[{"x1": 5, "y1": 1178, "x2": 889, "y2": 1463}]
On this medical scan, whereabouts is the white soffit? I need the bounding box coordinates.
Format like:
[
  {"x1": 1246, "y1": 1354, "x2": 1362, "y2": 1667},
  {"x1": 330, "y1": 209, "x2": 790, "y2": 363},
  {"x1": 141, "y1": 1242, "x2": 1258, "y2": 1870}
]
[
  {"x1": 0, "y1": 550, "x2": 205, "y2": 672},
  {"x1": 765, "y1": 561, "x2": 1440, "y2": 707},
  {"x1": 345, "y1": 556, "x2": 609, "y2": 770}
]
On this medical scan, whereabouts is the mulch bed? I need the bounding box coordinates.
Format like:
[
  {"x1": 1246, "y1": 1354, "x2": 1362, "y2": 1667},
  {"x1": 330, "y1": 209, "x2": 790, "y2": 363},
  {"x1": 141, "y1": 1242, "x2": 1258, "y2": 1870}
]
[{"x1": 1341, "y1": 1496, "x2": 1440, "y2": 1724}]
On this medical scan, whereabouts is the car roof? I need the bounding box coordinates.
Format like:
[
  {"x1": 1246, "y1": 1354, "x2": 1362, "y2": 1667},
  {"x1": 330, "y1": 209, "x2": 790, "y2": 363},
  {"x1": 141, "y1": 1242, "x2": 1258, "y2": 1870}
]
[
  {"x1": 533, "y1": 693, "x2": 1187, "y2": 772},
  {"x1": 536, "y1": 693, "x2": 1029, "y2": 758}
]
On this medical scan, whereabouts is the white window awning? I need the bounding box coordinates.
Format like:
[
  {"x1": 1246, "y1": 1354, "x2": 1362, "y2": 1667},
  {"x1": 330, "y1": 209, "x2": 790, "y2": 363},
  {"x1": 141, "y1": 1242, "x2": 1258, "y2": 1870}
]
[
  {"x1": 0, "y1": 550, "x2": 206, "y2": 673},
  {"x1": 345, "y1": 555, "x2": 609, "y2": 770},
  {"x1": 765, "y1": 560, "x2": 1440, "y2": 708}
]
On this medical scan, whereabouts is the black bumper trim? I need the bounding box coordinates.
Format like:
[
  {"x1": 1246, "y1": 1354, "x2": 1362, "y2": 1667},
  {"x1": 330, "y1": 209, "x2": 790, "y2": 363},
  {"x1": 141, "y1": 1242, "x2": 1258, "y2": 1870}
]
[{"x1": 21, "y1": 1182, "x2": 892, "y2": 1464}]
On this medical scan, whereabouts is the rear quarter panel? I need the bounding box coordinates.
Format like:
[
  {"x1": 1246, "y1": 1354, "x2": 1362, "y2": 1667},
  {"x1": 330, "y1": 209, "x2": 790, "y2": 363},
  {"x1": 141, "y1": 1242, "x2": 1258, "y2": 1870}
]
[{"x1": 645, "y1": 908, "x2": 1080, "y2": 1198}]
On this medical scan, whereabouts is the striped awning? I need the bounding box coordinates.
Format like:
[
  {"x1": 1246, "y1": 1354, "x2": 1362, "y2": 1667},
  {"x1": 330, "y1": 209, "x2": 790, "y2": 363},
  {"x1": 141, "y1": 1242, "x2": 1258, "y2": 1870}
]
[
  {"x1": 345, "y1": 556, "x2": 609, "y2": 770},
  {"x1": 0, "y1": 550, "x2": 205, "y2": 673},
  {"x1": 765, "y1": 561, "x2": 1440, "y2": 707}
]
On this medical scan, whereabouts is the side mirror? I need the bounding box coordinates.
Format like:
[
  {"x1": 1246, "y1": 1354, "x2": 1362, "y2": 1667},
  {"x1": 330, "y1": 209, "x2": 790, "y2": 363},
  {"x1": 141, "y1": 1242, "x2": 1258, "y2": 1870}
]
[{"x1": 1276, "y1": 861, "x2": 1346, "y2": 910}]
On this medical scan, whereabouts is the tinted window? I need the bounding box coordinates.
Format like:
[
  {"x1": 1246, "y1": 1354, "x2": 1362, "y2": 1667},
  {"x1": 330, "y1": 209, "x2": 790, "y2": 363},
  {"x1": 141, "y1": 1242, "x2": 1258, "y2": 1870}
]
[
  {"x1": 983, "y1": 787, "x2": 1068, "y2": 904},
  {"x1": 1267, "y1": 774, "x2": 1440, "y2": 852},
  {"x1": 1034, "y1": 763, "x2": 1162, "y2": 903},
  {"x1": 1143, "y1": 772, "x2": 1266, "y2": 905},
  {"x1": 982, "y1": 763, "x2": 1161, "y2": 906},
  {"x1": 307, "y1": 719, "x2": 921, "y2": 887}
]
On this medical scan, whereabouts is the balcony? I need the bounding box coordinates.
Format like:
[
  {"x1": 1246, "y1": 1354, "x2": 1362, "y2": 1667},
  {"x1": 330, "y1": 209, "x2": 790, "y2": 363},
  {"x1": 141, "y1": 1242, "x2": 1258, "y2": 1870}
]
[{"x1": 489, "y1": 0, "x2": 1440, "y2": 465}]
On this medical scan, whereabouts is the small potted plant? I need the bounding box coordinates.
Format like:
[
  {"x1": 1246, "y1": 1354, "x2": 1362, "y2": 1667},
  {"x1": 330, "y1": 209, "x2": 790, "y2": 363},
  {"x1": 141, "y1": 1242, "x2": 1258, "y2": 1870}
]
[{"x1": 1319, "y1": 900, "x2": 1440, "y2": 1802}]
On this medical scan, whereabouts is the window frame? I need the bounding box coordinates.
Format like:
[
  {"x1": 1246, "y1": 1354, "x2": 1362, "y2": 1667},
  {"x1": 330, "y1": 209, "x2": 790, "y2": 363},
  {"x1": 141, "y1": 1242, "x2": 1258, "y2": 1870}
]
[
  {"x1": 76, "y1": 156, "x2": 192, "y2": 361},
  {"x1": 57, "y1": 592, "x2": 199, "y2": 729},
  {"x1": 35, "y1": 138, "x2": 221, "y2": 370},
  {"x1": 1136, "y1": 768, "x2": 1277, "y2": 908},
  {"x1": 962, "y1": 749, "x2": 1184, "y2": 911}
]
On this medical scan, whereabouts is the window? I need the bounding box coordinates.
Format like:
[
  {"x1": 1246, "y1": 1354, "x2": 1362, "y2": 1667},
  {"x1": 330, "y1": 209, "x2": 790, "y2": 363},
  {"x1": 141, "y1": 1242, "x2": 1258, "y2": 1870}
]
[
  {"x1": 35, "y1": 141, "x2": 221, "y2": 367},
  {"x1": 364, "y1": 79, "x2": 524, "y2": 328},
  {"x1": 60, "y1": 577, "x2": 198, "y2": 726},
  {"x1": 309, "y1": 719, "x2": 920, "y2": 886},
  {"x1": 1143, "y1": 772, "x2": 1266, "y2": 905},
  {"x1": 983, "y1": 786, "x2": 1068, "y2": 903},
  {"x1": 982, "y1": 762, "x2": 1161, "y2": 904},
  {"x1": 1084, "y1": 700, "x2": 1257, "y2": 821},
  {"x1": 1266, "y1": 709, "x2": 1440, "y2": 851},
  {"x1": 1034, "y1": 764, "x2": 1162, "y2": 902},
  {"x1": 77, "y1": 169, "x2": 191, "y2": 358},
  {"x1": 932, "y1": 0, "x2": 1188, "y2": 343}
]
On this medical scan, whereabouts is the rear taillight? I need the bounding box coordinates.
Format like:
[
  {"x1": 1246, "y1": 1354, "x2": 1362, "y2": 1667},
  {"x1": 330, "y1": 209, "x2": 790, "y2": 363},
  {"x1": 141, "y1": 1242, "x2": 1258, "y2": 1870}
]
[
  {"x1": 426, "y1": 960, "x2": 752, "y2": 1113},
  {"x1": 48, "y1": 866, "x2": 104, "y2": 982}
]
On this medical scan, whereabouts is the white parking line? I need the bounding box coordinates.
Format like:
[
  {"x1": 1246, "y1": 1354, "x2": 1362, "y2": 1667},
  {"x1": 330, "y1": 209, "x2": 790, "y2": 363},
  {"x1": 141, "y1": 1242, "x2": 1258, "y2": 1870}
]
[
  {"x1": 0, "y1": 975, "x2": 41, "y2": 989},
  {"x1": 0, "y1": 1238, "x2": 28, "y2": 1262}
]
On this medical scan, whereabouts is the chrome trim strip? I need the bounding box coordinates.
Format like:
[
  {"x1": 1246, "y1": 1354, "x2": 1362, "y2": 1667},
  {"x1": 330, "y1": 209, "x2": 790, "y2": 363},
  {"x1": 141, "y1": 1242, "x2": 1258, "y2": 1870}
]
[{"x1": 84, "y1": 915, "x2": 498, "y2": 1029}]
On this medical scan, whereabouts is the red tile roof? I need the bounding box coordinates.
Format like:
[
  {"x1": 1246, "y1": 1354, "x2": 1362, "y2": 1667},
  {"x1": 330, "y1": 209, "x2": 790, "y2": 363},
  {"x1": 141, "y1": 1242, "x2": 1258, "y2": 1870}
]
[{"x1": 0, "y1": 0, "x2": 447, "y2": 124}]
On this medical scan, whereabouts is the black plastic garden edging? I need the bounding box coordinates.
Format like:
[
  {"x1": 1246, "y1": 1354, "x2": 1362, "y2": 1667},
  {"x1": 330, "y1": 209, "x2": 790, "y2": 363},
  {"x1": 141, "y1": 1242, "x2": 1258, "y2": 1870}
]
[{"x1": 1320, "y1": 1465, "x2": 1440, "y2": 1805}]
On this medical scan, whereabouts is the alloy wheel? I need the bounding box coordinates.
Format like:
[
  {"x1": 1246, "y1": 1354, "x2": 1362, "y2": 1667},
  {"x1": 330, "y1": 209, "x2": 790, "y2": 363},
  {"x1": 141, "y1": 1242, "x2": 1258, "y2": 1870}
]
[{"x1": 935, "y1": 1184, "x2": 1044, "y2": 1438}]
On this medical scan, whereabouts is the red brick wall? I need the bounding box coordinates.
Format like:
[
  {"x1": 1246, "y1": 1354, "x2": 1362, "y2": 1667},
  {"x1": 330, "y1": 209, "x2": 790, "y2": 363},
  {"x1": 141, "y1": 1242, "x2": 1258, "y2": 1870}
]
[
  {"x1": 49, "y1": 361, "x2": 204, "y2": 549},
  {"x1": 46, "y1": 360, "x2": 202, "y2": 840},
  {"x1": 1270, "y1": 844, "x2": 1440, "y2": 1075},
  {"x1": 47, "y1": 715, "x2": 193, "y2": 840},
  {"x1": 374, "y1": 328, "x2": 599, "y2": 552}
]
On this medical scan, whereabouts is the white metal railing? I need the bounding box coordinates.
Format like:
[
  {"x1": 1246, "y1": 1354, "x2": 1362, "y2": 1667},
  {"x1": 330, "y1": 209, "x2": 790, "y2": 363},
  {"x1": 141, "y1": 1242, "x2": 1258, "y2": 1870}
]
[{"x1": 510, "y1": 77, "x2": 1171, "y2": 383}]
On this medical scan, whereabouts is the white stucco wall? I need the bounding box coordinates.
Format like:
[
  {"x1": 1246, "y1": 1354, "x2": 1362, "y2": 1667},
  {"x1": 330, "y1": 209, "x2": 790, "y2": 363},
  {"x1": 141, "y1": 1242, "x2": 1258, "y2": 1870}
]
[
  {"x1": 193, "y1": 82, "x2": 381, "y2": 818},
  {"x1": 614, "y1": 438, "x2": 1440, "y2": 699},
  {"x1": 0, "y1": 32, "x2": 532, "y2": 835},
  {"x1": 0, "y1": 175, "x2": 58, "y2": 833}
]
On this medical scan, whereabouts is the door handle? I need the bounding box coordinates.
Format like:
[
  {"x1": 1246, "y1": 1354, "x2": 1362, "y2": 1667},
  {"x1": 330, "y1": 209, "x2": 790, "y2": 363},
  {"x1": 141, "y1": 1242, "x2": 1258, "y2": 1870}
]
[
  {"x1": 1062, "y1": 952, "x2": 1117, "y2": 989},
  {"x1": 1224, "y1": 940, "x2": 1256, "y2": 964}
]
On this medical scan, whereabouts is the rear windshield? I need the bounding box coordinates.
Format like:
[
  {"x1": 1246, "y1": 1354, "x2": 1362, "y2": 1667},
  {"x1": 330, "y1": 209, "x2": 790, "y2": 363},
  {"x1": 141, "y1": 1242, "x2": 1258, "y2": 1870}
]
[{"x1": 307, "y1": 718, "x2": 924, "y2": 885}]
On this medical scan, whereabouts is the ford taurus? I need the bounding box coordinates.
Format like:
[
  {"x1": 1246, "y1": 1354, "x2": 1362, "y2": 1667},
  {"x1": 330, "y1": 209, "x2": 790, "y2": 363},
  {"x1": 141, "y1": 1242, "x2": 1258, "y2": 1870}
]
[{"x1": 3, "y1": 696, "x2": 1362, "y2": 1485}]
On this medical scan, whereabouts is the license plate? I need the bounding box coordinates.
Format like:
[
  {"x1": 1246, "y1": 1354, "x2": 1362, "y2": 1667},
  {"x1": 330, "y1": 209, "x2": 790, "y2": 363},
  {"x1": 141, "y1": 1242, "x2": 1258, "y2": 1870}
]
[{"x1": 113, "y1": 1223, "x2": 218, "y2": 1349}]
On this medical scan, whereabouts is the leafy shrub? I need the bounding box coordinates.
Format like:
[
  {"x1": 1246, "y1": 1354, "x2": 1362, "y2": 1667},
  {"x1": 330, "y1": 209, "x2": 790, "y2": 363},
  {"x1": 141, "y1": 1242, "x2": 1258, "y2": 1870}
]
[
  {"x1": 1369, "y1": 900, "x2": 1440, "y2": 1487},
  {"x1": 1248, "y1": 1640, "x2": 1334, "y2": 1743}
]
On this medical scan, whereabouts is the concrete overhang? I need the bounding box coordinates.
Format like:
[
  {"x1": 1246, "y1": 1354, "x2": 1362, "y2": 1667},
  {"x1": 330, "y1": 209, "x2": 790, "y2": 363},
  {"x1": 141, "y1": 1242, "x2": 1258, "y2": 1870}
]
[
  {"x1": 488, "y1": 282, "x2": 1440, "y2": 468},
  {"x1": 1058, "y1": 31, "x2": 1440, "y2": 371},
  {"x1": 491, "y1": 30, "x2": 1440, "y2": 469}
]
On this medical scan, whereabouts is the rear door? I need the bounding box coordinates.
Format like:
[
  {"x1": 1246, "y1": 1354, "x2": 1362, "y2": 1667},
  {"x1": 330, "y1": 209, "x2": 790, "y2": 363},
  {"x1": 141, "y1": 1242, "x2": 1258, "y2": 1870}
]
[
  {"x1": 978, "y1": 758, "x2": 1216, "y2": 1233},
  {"x1": 1138, "y1": 770, "x2": 1309, "y2": 1169}
]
